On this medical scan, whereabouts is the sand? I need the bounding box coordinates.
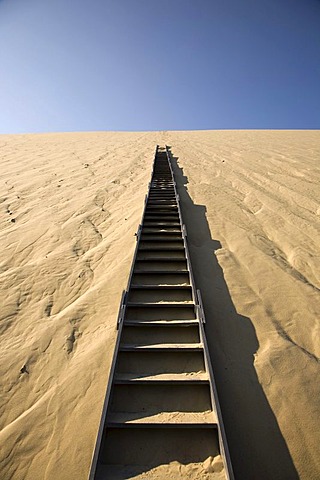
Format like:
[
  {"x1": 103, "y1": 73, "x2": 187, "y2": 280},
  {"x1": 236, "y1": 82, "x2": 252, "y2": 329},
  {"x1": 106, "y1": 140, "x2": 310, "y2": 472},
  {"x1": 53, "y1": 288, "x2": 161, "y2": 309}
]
[{"x1": 0, "y1": 130, "x2": 319, "y2": 479}]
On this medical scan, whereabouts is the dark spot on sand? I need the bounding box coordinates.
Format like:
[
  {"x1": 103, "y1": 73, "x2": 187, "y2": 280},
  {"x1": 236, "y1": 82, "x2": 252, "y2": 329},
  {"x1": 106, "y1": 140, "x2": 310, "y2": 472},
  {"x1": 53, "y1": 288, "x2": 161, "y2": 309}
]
[
  {"x1": 20, "y1": 364, "x2": 29, "y2": 374},
  {"x1": 45, "y1": 301, "x2": 53, "y2": 317}
]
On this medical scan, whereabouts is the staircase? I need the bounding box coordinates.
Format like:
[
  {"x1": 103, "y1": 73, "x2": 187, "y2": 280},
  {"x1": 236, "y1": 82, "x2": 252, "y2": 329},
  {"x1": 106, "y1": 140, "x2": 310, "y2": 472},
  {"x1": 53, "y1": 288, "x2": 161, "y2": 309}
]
[{"x1": 89, "y1": 146, "x2": 234, "y2": 479}]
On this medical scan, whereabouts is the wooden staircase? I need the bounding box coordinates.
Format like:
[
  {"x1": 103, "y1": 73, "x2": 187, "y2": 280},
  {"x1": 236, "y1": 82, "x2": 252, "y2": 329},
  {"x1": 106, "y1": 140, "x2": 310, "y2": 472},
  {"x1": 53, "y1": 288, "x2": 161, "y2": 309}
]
[{"x1": 89, "y1": 146, "x2": 234, "y2": 479}]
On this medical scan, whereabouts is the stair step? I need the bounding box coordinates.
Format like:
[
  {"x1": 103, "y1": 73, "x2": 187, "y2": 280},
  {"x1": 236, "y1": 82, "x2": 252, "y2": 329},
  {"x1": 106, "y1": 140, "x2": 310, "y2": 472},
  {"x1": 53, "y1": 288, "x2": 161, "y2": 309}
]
[
  {"x1": 121, "y1": 324, "x2": 200, "y2": 344},
  {"x1": 136, "y1": 257, "x2": 186, "y2": 262},
  {"x1": 148, "y1": 191, "x2": 175, "y2": 194},
  {"x1": 130, "y1": 285, "x2": 191, "y2": 290},
  {"x1": 140, "y1": 229, "x2": 181, "y2": 233},
  {"x1": 127, "y1": 290, "x2": 193, "y2": 305},
  {"x1": 110, "y1": 382, "x2": 211, "y2": 409},
  {"x1": 143, "y1": 218, "x2": 179, "y2": 223},
  {"x1": 142, "y1": 220, "x2": 180, "y2": 227},
  {"x1": 145, "y1": 208, "x2": 178, "y2": 212},
  {"x1": 125, "y1": 304, "x2": 196, "y2": 321},
  {"x1": 142, "y1": 228, "x2": 181, "y2": 233},
  {"x1": 148, "y1": 194, "x2": 175, "y2": 197},
  {"x1": 98, "y1": 428, "x2": 220, "y2": 467},
  {"x1": 142, "y1": 226, "x2": 181, "y2": 230},
  {"x1": 145, "y1": 211, "x2": 178, "y2": 215},
  {"x1": 148, "y1": 197, "x2": 176, "y2": 200},
  {"x1": 134, "y1": 268, "x2": 189, "y2": 275},
  {"x1": 138, "y1": 244, "x2": 185, "y2": 252},
  {"x1": 140, "y1": 236, "x2": 183, "y2": 242},
  {"x1": 132, "y1": 269, "x2": 189, "y2": 274},
  {"x1": 148, "y1": 200, "x2": 177, "y2": 203},
  {"x1": 127, "y1": 297, "x2": 193, "y2": 304},
  {"x1": 138, "y1": 245, "x2": 185, "y2": 251},
  {"x1": 146, "y1": 205, "x2": 177, "y2": 208},
  {"x1": 114, "y1": 372, "x2": 209, "y2": 383},
  {"x1": 107, "y1": 411, "x2": 216, "y2": 426},
  {"x1": 146, "y1": 208, "x2": 178, "y2": 212},
  {"x1": 119, "y1": 343, "x2": 203, "y2": 352},
  {"x1": 126, "y1": 302, "x2": 194, "y2": 307},
  {"x1": 141, "y1": 230, "x2": 182, "y2": 234},
  {"x1": 143, "y1": 219, "x2": 179, "y2": 223},
  {"x1": 117, "y1": 350, "x2": 205, "y2": 375},
  {"x1": 131, "y1": 273, "x2": 190, "y2": 287},
  {"x1": 143, "y1": 215, "x2": 179, "y2": 219},
  {"x1": 123, "y1": 320, "x2": 198, "y2": 326}
]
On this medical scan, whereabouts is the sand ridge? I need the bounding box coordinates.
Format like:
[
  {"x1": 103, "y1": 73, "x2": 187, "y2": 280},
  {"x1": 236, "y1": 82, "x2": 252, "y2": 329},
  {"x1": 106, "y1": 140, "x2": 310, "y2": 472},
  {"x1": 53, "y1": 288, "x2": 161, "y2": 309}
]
[{"x1": 0, "y1": 130, "x2": 319, "y2": 479}]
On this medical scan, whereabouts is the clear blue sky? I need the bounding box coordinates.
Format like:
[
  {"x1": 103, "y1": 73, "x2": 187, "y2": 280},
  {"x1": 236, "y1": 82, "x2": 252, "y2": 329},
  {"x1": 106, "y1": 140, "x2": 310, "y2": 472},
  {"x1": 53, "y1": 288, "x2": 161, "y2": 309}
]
[{"x1": 0, "y1": 0, "x2": 319, "y2": 133}]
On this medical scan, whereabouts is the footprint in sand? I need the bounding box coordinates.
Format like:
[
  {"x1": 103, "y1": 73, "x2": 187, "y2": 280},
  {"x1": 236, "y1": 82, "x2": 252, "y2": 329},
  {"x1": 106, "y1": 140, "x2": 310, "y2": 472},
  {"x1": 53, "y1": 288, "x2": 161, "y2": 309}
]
[
  {"x1": 65, "y1": 327, "x2": 82, "y2": 355},
  {"x1": 20, "y1": 364, "x2": 29, "y2": 375},
  {"x1": 45, "y1": 300, "x2": 53, "y2": 317}
]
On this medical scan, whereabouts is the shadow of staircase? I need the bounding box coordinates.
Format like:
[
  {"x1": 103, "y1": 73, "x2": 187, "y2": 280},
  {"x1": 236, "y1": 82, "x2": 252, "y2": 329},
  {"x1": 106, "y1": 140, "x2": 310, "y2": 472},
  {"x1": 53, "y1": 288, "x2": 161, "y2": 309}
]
[{"x1": 168, "y1": 147, "x2": 299, "y2": 480}]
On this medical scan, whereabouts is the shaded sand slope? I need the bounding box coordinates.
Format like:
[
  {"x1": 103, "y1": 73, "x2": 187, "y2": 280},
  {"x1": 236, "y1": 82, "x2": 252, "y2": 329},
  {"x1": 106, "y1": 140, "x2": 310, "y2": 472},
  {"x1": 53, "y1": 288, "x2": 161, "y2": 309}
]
[{"x1": 0, "y1": 131, "x2": 319, "y2": 479}]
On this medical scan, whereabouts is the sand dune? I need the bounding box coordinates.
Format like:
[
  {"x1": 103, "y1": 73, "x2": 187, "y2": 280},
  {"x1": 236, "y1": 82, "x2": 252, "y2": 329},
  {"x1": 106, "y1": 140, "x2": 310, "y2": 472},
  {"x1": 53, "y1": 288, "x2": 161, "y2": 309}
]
[{"x1": 0, "y1": 130, "x2": 319, "y2": 479}]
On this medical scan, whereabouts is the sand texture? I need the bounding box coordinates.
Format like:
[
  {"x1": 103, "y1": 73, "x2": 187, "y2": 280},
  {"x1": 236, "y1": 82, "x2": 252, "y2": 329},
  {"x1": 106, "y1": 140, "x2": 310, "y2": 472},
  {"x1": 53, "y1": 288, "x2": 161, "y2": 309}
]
[{"x1": 0, "y1": 130, "x2": 319, "y2": 479}]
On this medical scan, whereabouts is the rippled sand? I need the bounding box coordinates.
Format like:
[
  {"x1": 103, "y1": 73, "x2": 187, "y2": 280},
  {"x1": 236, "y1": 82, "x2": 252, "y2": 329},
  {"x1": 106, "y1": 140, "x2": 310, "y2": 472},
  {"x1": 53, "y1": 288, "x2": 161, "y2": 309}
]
[{"x1": 0, "y1": 130, "x2": 319, "y2": 479}]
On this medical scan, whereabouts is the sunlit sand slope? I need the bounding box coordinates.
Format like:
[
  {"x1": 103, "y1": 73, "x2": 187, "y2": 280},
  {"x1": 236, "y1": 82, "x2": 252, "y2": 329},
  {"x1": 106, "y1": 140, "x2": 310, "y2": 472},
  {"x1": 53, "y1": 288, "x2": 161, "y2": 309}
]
[{"x1": 0, "y1": 130, "x2": 319, "y2": 479}]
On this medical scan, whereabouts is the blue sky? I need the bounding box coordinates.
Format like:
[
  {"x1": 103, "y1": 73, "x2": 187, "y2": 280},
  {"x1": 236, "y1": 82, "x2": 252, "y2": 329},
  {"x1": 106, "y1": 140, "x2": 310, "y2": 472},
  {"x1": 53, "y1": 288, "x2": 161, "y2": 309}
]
[{"x1": 0, "y1": 0, "x2": 319, "y2": 133}]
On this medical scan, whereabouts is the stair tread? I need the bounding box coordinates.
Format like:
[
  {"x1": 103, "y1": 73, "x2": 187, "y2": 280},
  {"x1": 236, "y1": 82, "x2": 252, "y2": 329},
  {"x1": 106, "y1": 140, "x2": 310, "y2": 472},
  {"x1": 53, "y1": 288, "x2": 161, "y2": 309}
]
[
  {"x1": 135, "y1": 258, "x2": 186, "y2": 262},
  {"x1": 130, "y1": 284, "x2": 190, "y2": 288},
  {"x1": 138, "y1": 246, "x2": 185, "y2": 251},
  {"x1": 143, "y1": 223, "x2": 180, "y2": 226},
  {"x1": 139, "y1": 238, "x2": 183, "y2": 242},
  {"x1": 133, "y1": 269, "x2": 189, "y2": 273},
  {"x1": 126, "y1": 302, "x2": 194, "y2": 307},
  {"x1": 119, "y1": 343, "x2": 203, "y2": 351},
  {"x1": 107, "y1": 411, "x2": 216, "y2": 426},
  {"x1": 140, "y1": 232, "x2": 181, "y2": 235},
  {"x1": 114, "y1": 372, "x2": 208, "y2": 382},
  {"x1": 123, "y1": 320, "x2": 198, "y2": 326},
  {"x1": 130, "y1": 285, "x2": 191, "y2": 290},
  {"x1": 142, "y1": 231, "x2": 181, "y2": 234}
]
